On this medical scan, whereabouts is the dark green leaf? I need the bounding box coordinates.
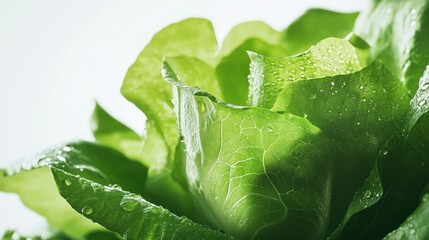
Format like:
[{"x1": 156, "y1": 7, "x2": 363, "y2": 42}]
[{"x1": 271, "y1": 60, "x2": 410, "y2": 232}]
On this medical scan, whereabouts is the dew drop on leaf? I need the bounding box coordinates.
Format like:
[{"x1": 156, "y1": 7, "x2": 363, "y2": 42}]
[
  {"x1": 364, "y1": 190, "x2": 372, "y2": 198},
  {"x1": 64, "y1": 179, "x2": 72, "y2": 187},
  {"x1": 120, "y1": 198, "x2": 139, "y2": 212},
  {"x1": 63, "y1": 146, "x2": 72, "y2": 152},
  {"x1": 82, "y1": 206, "x2": 93, "y2": 215}
]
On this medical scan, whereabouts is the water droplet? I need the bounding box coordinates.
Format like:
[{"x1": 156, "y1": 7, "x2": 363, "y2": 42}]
[
  {"x1": 330, "y1": 82, "x2": 335, "y2": 86},
  {"x1": 422, "y1": 195, "x2": 429, "y2": 202},
  {"x1": 82, "y1": 206, "x2": 93, "y2": 215},
  {"x1": 364, "y1": 190, "x2": 372, "y2": 198},
  {"x1": 362, "y1": 98, "x2": 367, "y2": 102},
  {"x1": 56, "y1": 155, "x2": 66, "y2": 162},
  {"x1": 421, "y1": 83, "x2": 429, "y2": 90},
  {"x1": 38, "y1": 157, "x2": 51, "y2": 165},
  {"x1": 410, "y1": 229, "x2": 416, "y2": 235},
  {"x1": 266, "y1": 126, "x2": 273, "y2": 133},
  {"x1": 410, "y1": 8, "x2": 417, "y2": 15},
  {"x1": 107, "y1": 184, "x2": 122, "y2": 190},
  {"x1": 299, "y1": 66, "x2": 304, "y2": 70},
  {"x1": 356, "y1": 122, "x2": 361, "y2": 126},
  {"x1": 63, "y1": 146, "x2": 72, "y2": 152},
  {"x1": 64, "y1": 179, "x2": 72, "y2": 187},
  {"x1": 359, "y1": 85, "x2": 364, "y2": 90},
  {"x1": 410, "y1": 20, "x2": 417, "y2": 27},
  {"x1": 375, "y1": 193, "x2": 380, "y2": 197},
  {"x1": 383, "y1": 150, "x2": 388, "y2": 155},
  {"x1": 418, "y1": 99, "x2": 427, "y2": 106},
  {"x1": 120, "y1": 198, "x2": 139, "y2": 212}
]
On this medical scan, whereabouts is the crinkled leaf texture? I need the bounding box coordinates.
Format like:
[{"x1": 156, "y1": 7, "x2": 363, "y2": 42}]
[
  {"x1": 163, "y1": 59, "x2": 334, "y2": 240},
  {"x1": 118, "y1": 10, "x2": 359, "y2": 221}
]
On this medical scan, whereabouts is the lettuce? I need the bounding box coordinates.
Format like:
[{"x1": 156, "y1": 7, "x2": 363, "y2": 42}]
[{"x1": 2, "y1": 1, "x2": 429, "y2": 239}]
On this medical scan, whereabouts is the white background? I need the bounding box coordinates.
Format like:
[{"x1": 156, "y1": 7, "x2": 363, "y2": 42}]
[{"x1": 0, "y1": 0, "x2": 367, "y2": 236}]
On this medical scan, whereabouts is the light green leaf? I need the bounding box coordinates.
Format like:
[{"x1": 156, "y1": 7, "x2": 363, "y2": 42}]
[
  {"x1": 355, "y1": 0, "x2": 429, "y2": 92},
  {"x1": 282, "y1": 9, "x2": 359, "y2": 55},
  {"x1": 120, "y1": 19, "x2": 219, "y2": 216},
  {"x1": 0, "y1": 168, "x2": 102, "y2": 238},
  {"x1": 248, "y1": 38, "x2": 364, "y2": 108},
  {"x1": 0, "y1": 142, "x2": 147, "y2": 238},
  {"x1": 121, "y1": 17, "x2": 217, "y2": 170},
  {"x1": 215, "y1": 9, "x2": 358, "y2": 106},
  {"x1": 91, "y1": 102, "x2": 146, "y2": 166},
  {"x1": 164, "y1": 60, "x2": 333, "y2": 240},
  {"x1": 216, "y1": 21, "x2": 289, "y2": 105}
]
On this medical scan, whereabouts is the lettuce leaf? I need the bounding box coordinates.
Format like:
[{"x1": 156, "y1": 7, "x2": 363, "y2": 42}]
[
  {"x1": 355, "y1": 0, "x2": 429, "y2": 93},
  {"x1": 216, "y1": 9, "x2": 358, "y2": 106},
  {"x1": 248, "y1": 38, "x2": 364, "y2": 108},
  {"x1": 0, "y1": 142, "x2": 147, "y2": 238},
  {"x1": 164, "y1": 59, "x2": 333, "y2": 240}
]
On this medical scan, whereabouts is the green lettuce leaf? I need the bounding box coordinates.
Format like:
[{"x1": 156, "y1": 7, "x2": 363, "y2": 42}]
[
  {"x1": 282, "y1": 9, "x2": 358, "y2": 55},
  {"x1": 0, "y1": 142, "x2": 147, "y2": 238},
  {"x1": 248, "y1": 38, "x2": 364, "y2": 108},
  {"x1": 271, "y1": 60, "x2": 410, "y2": 232},
  {"x1": 91, "y1": 102, "x2": 146, "y2": 165},
  {"x1": 342, "y1": 65, "x2": 429, "y2": 239},
  {"x1": 354, "y1": 0, "x2": 429, "y2": 92},
  {"x1": 216, "y1": 9, "x2": 358, "y2": 106},
  {"x1": 121, "y1": 18, "x2": 217, "y2": 165},
  {"x1": 120, "y1": 19, "x2": 222, "y2": 214},
  {"x1": 2, "y1": 142, "x2": 229, "y2": 240},
  {"x1": 216, "y1": 21, "x2": 289, "y2": 105},
  {"x1": 384, "y1": 184, "x2": 429, "y2": 240},
  {"x1": 164, "y1": 59, "x2": 334, "y2": 240}
]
